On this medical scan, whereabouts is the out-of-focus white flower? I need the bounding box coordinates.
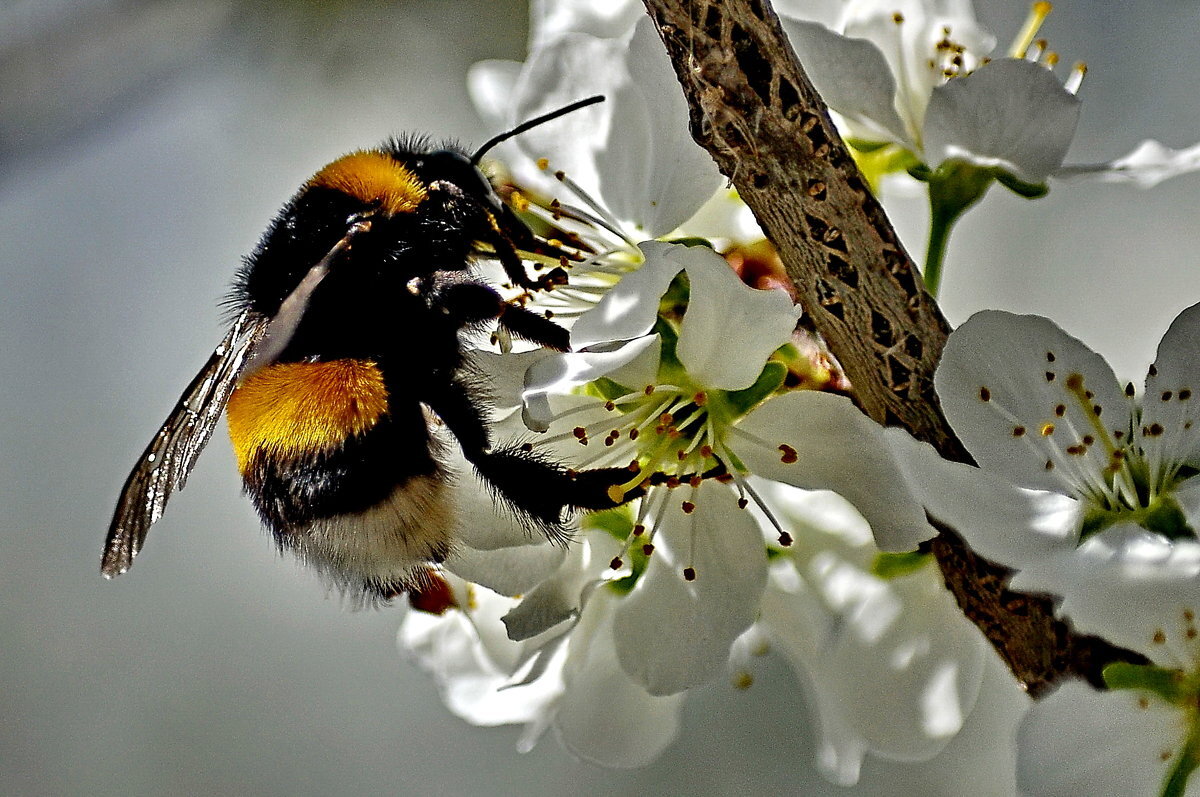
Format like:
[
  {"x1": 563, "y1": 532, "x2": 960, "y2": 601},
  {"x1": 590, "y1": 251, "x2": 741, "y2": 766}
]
[
  {"x1": 745, "y1": 486, "x2": 988, "y2": 786},
  {"x1": 1014, "y1": 530, "x2": 1200, "y2": 797},
  {"x1": 900, "y1": 302, "x2": 1200, "y2": 572},
  {"x1": 399, "y1": 533, "x2": 687, "y2": 768}
]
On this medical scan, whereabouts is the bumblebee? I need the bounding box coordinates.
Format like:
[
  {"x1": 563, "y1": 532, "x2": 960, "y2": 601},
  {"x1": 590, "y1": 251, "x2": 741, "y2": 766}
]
[{"x1": 102, "y1": 97, "x2": 632, "y2": 601}]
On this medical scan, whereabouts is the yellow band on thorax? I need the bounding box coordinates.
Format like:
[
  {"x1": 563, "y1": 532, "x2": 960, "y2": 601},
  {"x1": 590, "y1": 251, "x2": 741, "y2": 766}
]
[
  {"x1": 227, "y1": 359, "x2": 389, "y2": 472},
  {"x1": 308, "y1": 151, "x2": 427, "y2": 215}
]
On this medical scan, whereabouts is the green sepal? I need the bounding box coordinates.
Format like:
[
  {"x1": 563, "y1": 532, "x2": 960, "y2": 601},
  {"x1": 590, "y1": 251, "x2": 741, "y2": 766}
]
[
  {"x1": 995, "y1": 169, "x2": 1049, "y2": 198},
  {"x1": 584, "y1": 506, "x2": 636, "y2": 541},
  {"x1": 662, "y1": 237, "x2": 716, "y2": 250},
  {"x1": 724, "y1": 362, "x2": 789, "y2": 416},
  {"x1": 870, "y1": 551, "x2": 934, "y2": 579},
  {"x1": 1143, "y1": 496, "x2": 1194, "y2": 540},
  {"x1": 586, "y1": 376, "x2": 635, "y2": 403},
  {"x1": 1102, "y1": 662, "x2": 1186, "y2": 704}
]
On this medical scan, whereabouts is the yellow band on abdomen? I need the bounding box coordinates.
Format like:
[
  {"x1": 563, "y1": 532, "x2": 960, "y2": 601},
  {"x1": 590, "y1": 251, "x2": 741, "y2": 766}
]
[{"x1": 227, "y1": 359, "x2": 389, "y2": 473}]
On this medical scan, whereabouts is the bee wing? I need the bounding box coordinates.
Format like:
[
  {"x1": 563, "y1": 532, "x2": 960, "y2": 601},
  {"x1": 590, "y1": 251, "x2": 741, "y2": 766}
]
[{"x1": 101, "y1": 309, "x2": 270, "y2": 578}]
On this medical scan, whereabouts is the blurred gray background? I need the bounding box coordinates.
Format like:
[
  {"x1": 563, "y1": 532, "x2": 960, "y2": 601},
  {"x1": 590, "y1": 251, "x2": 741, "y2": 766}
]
[{"x1": 0, "y1": 1, "x2": 1196, "y2": 795}]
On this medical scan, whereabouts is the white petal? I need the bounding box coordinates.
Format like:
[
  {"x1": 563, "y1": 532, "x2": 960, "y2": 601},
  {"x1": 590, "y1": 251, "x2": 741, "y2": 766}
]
[
  {"x1": 735, "y1": 392, "x2": 936, "y2": 551},
  {"x1": 1142, "y1": 301, "x2": 1200, "y2": 469},
  {"x1": 779, "y1": 19, "x2": 911, "y2": 148},
  {"x1": 924, "y1": 59, "x2": 1081, "y2": 182},
  {"x1": 934, "y1": 309, "x2": 1132, "y2": 494},
  {"x1": 762, "y1": 554, "x2": 986, "y2": 780},
  {"x1": 510, "y1": 31, "x2": 618, "y2": 199},
  {"x1": 467, "y1": 59, "x2": 523, "y2": 133},
  {"x1": 1057, "y1": 138, "x2": 1200, "y2": 188},
  {"x1": 528, "y1": 0, "x2": 643, "y2": 48},
  {"x1": 521, "y1": 335, "x2": 660, "y2": 431},
  {"x1": 885, "y1": 428, "x2": 1083, "y2": 567},
  {"x1": 554, "y1": 590, "x2": 686, "y2": 767},
  {"x1": 598, "y1": 18, "x2": 725, "y2": 236},
  {"x1": 613, "y1": 481, "x2": 769, "y2": 695},
  {"x1": 676, "y1": 245, "x2": 800, "y2": 391},
  {"x1": 1011, "y1": 527, "x2": 1200, "y2": 666},
  {"x1": 1017, "y1": 681, "x2": 1185, "y2": 797},
  {"x1": 512, "y1": 21, "x2": 722, "y2": 237},
  {"x1": 398, "y1": 587, "x2": 562, "y2": 728},
  {"x1": 501, "y1": 532, "x2": 615, "y2": 642},
  {"x1": 444, "y1": 541, "x2": 567, "y2": 598},
  {"x1": 570, "y1": 241, "x2": 684, "y2": 349}
]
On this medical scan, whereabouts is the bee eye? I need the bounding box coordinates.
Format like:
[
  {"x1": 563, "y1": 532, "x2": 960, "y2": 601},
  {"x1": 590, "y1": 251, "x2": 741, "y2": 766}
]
[{"x1": 426, "y1": 149, "x2": 499, "y2": 204}]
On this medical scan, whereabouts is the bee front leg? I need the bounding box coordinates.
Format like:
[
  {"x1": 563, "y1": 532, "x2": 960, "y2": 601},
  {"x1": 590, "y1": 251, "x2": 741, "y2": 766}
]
[{"x1": 429, "y1": 280, "x2": 570, "y2": 351}]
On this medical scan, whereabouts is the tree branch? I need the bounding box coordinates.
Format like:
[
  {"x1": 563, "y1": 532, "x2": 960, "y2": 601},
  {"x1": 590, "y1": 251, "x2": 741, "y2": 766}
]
[{"x1": 641, "y1": 0, "x2": 1141, "y2": 696}]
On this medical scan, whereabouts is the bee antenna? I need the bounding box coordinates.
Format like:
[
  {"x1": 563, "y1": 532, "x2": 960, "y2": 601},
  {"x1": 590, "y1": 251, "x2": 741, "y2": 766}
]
[{"x1": 470, "y1": 95, "x2": 605, "y2": 165}]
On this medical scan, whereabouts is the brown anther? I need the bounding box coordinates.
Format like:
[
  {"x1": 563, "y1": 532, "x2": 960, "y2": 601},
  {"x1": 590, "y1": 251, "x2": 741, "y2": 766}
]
[
  {"x1": 677, "y1": 450, "x2": 687, "y2": 461},
  {"x1": 693, "y1": 392, "x2": 708, "y2": 406},
  {"x1": 632, "y1": 524, "x2": 645, "y2": 536},
  {"x1": 700, "y1": 444, "x2": 714, "y2": 457},
  {"x1": 573, "y1": 427, "x2": 587, "y2": 439},
  {"x1": 642, "y1": 543, "x2": 654, "y2": 556},
  {"x1": 892, "y1": 11, "x2": 904, "y2": 23},
  {"x1": 1013, "y1": 426, "x2": 1026, "y2": 437},
  {"x1": 1045, "y1": 372, "x2": 1056, "y2": 382},
  {"x1": 683, "y1": 567, "x2": 697, "y2": 581},
  {"x1": 778, "y1": 444, "x2": 799, "y2": 464},
  {"x1": 554, "y1": 170, "x2": 566, "y2": 181},
  {"x1": 715, "y1": 472, "x2": 734, "y2": 484},
  {"x1": 1045, "y1": 460, "x2": 1055, "y2": 470},
  {"x1": 644, "y1": 385, "x2": 655, "y2": 396},
  {"x1": 666, "y1": 476, "x2": 681, "y2": 488},
  {"x1": 1093, "y1": 405, "x2": 1103, "y2": 417},
  {"x1": 1148, "y1": 423, "x2": 1165, "y2": 437},
  {"x1": 689, "y1": 475, "x2": 702, "y2": 488},
  {"x1": 1066, "y1": 445, "x2": 1086, "y2": 456},
  {"x1": 737, "y1": 498, "x2": 749, "y2": 509},
  {"x1": 1065, "y1": 373, "x2": 1084, "y2": 390},
  {"x1": 660, "y1": 413, "x2": 674, "y2": 425},
  {"x1": 681, "y1": 501, "x2": 696, "y2": 514},
  {"x1": 1046, "y1": 352, "x2": 1057, "y2": 363},
  {"x1": 629, "y1": 429, "x2": 639, "y2": 441},
  {"x1": 604, "y1": 401, "x2": 616, "y2": 411},
  {"x1": 1126, "y1": 382, "x2": 1136, "y2": 397},
  {"x1": 1181, "y1": 389, "x2": 1193, "y2": 401},
  {"x1": 778, "y1": 532, "x2": 794, "y2": 546},
  {"x1": 610, "y1": 557, "x2": 623, "y2": 570},
  {"x1": 1153, "y1": 629, "x2": 1167, "y2": 644},
  {"x1": 521, "y1": 442, "x2": 534, "y2": 452},
  {"x1": 1163, "y1": 391, "x2": 1174, "y2": 401},
  {"x1": 1055, "y1": 404, "x2": 1066, "y2": 417},
  {"x1": 1185, "y1": 609, "x2": 1195, "y2": 622},
  {"x1": 1083, "y1": 435, "x2": 1095, "y2": 446},
  {"x1": 1149, "y1": 364, "x2": 1159, "y2": 377},
  {"x1": 979, "y1": 386, "x2": 991, "y2": 402},
  {"x1": 1040, "y1": 423, "x2": 1055, "y2": 436}
]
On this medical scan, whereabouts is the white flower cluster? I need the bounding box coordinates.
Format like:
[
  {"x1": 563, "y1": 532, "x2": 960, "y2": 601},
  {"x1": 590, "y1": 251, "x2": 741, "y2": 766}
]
[{"x1": 394, "y1": 1, "x2": 1200, "y2": 794}]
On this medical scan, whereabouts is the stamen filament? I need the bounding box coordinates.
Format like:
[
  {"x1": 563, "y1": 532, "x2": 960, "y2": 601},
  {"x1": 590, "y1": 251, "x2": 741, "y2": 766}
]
[{"x1": 1009, "y1": 2, "x2": 1053, "y2": 59}]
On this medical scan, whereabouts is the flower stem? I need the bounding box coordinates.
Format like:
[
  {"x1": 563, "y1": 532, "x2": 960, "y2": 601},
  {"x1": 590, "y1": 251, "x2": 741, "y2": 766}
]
[{"x1": 920, "y1": 162, "x2": 995, "y2": 298}]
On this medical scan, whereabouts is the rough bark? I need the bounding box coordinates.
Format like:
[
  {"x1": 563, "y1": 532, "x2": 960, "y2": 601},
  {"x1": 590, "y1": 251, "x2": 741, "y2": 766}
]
[{"x1": 641, "y1": 0, "x2": 1142, "y2": 696}]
